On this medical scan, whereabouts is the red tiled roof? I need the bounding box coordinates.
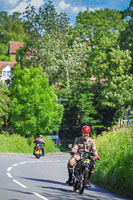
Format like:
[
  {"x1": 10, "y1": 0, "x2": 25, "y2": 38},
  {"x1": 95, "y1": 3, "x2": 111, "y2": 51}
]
[
  {"x1": 0, "y1": 61, "x2": 16, "y2": 70},
  {"x1": 9, "y1": 41, "x2": 24, "y2": 54}
]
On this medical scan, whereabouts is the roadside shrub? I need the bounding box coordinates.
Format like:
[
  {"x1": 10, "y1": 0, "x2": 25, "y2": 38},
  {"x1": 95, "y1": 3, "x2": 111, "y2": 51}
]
[
  {"x1": 0, "y1": 134, "x2": 60, "y2": 153},
  {"x1": 93, "y1": 127, "x2": 133, "y2": 199}
]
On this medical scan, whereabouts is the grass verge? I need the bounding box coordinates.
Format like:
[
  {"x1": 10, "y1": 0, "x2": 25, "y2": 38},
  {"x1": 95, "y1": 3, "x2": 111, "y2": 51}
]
[
  {"x1": 0, "y1": 134, "x2": 60, "y2": 154},
  {"x1": 93, "y1": 127, "x2": 133, "y2": 199}
]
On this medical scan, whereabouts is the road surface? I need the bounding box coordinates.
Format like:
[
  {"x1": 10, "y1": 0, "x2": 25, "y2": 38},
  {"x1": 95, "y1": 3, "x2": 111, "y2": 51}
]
[{"x1": 0, "y1": 153, "x2": 131, "y2": 200}]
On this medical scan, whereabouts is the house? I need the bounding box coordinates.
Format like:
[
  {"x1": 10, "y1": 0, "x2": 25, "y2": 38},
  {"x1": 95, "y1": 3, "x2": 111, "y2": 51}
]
[
  {"x1": 9, "y1": 41, "x2": 24, "y2": 61},
  {"x1": 0, "y1": 61, "x2": 16, "y2": 83},
  {"x1": 0, "y1": 41, "x2": 24, "y2": 84}
]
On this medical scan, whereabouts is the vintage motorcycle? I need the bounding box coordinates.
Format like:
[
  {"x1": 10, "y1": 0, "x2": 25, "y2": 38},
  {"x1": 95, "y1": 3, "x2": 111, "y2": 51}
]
[
  {"x1": 72, "y1": 152, "x2": 98, "y2": 194},
  {"x1": 33, "y1": 144, "x2": 44, "y2": 159}
]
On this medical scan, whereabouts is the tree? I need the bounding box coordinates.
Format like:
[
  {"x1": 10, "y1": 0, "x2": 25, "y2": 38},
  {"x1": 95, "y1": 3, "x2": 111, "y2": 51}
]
[
  {"x1": 0, "y1": 11, "x2": 26, "y2": 60},
  {"x1": 16, "y1": 2, "x2": 132, "y2": 135},
  {"x1": 17, "y1": 0, "x2": 71, "y2": 72},
  {"x1": 95, "y1": 47, "x2": 132, "y2": 127},
  {"x1": 75, "y1": 8, "x2": 125, "y2": 46},
  {"x1": 79, "y1": 87, "x2": 102, "y2": 132},
  {"x1": 0, "y1": 81, "x2": 10, "y2": 131},
  {"x1": 0, "y1": 11, "x2": 25, "y2": 43},
  {"x1": 73, "y1": 8, "x2": 132, "y2": 130},
  {"x1": 0, "y1": 43, "x2": 13, "y2": 61},
  {"x1": 74, "y1": 8, "x2": 126, "y2": 80},
  {"x1": 120, "y1": 0, "x2": 133, "y2": 50},
  {"x1": 9, "y1": 66, "x2": 63, "y2": 137},
  {"x1": 120, "y1": 0, "x2": 133, "y2": 73},
  {"x1": 55, "y1": 69, "x2": 102, "y2": 139},
  {"x1": 17, "y1": 1, "x2": 102, "y2": 138}
]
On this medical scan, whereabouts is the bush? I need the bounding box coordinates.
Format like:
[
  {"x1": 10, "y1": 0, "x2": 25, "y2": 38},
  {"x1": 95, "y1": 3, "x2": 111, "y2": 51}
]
[
  {"x1": 93, "y1": 127, "x2": 133, "y2": 199},
  {"x1": 0, "y1": 134, "x2": 60, "y2": 153}
]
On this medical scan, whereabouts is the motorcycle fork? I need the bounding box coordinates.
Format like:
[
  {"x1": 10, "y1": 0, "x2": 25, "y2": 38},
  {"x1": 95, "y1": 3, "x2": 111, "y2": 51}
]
[
  {"x1": 72, "y1": 167, "x2": 75, "y2": 178},
  {"x1": 72, "y1": 166, "x2": 80, "y2": 182}
]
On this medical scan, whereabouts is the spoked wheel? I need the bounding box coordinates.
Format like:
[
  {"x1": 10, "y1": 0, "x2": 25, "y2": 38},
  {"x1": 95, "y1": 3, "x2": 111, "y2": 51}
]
[
  {"x1": 73, "y1": 180, "x2": 78, "y2": 191},
  {"x1": 78, "y1": 168, "x2": 88, "y2": 194},
  {"x1": 78, "y1": 174, "x2": 84, "y2": 194}
]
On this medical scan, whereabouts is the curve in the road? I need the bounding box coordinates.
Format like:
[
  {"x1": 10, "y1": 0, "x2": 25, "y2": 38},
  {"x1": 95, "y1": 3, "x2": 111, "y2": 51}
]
[{"x1": 6, "y1": 159, "x2": 68, "y2": 200}]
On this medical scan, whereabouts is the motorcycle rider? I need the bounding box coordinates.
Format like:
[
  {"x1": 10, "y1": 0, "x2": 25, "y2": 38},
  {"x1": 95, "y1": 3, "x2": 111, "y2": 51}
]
[
  {"x1": 33, "y1": 134, "x2": 46, "y2": 156},
  {"x1": 66, "y1": 125, "x2": 101, "y2": 187}
]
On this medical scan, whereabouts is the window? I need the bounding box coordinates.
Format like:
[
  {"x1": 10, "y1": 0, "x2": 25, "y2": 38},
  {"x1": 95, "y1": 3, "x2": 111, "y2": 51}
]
[
  {"x1": 2, "y1": 71, "x2": 7, "y2": 77},
  {"x1": 2, "y1": 71, "x2": 12, "y2": 77},
  {"x1": 8, "y1": 71, "x2": 11, "y2": 77}
]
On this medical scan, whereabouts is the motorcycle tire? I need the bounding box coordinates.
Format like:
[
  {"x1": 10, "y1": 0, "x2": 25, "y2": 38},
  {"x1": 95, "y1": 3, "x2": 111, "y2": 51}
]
[
  {"x1": 78, "y1": 167, "x2": 88, "y2": 194},
  {"x1": 73, "y1": 180, "x2": 78, "y2": 191},
  {"x1": 36, "y1": 154, "x2": 40, "y2": 159}
]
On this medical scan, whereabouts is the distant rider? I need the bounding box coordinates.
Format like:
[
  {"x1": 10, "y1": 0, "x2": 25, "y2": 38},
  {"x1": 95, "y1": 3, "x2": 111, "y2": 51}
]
[
  {"x1": 33, "y1": 134, "x2": 46, "y2": 156},
  {"x1": 66, "y1": 125, "x2": 101, "y2": 187}
]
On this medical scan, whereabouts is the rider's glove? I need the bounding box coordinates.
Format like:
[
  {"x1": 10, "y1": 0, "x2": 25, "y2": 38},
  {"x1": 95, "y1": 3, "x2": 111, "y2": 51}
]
[
  {"x1": 94, "y1": 154, "x2": 101, "y2": 160},
  {"x1": 70, "y1": 150, "x2": 75, "y2": 156}
]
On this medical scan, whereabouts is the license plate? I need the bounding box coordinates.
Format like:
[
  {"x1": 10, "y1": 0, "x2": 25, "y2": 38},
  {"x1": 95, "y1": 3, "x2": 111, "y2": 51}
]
[
  {"x1": 84, "y1": 159, "x2": 88, "y2": 163},
  {"x1": 36, "y1": 150, "x2": 39, "y2": 154}
]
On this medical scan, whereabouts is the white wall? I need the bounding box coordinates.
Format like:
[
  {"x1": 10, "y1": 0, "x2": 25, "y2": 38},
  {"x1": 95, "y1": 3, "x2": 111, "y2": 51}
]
[{"x1": 0, "y1": 65, "x2": 12, "y2": 82}]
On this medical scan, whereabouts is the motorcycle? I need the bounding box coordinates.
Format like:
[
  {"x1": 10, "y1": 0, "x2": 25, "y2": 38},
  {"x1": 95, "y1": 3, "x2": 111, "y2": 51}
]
[
  {"x1": 34, "y1": 144, "x2": 44, "y2": 159},
  {"x1": 72, "y1": 152, "x2": 98, "y2": 194}
]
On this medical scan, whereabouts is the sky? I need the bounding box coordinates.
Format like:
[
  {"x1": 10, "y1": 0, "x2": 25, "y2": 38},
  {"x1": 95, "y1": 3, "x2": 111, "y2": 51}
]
[{"x1": 0, "y1": 0, "x2": 131, "y2": 24}]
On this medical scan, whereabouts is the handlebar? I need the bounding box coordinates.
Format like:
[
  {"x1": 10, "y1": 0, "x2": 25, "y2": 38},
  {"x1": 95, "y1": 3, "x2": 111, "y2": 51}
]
[
  {"x1": 79, "y1": 152, "x2": 100, "y2": 161},
  {"x1": 69, "y1": 151, "x2": 100, "y2": 161}
]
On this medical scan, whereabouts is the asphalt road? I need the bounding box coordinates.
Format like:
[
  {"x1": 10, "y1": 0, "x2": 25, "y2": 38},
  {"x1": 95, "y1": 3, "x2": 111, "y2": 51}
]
[{"x1": 0, "y1": 153, "x2": 131, "y2": 200}]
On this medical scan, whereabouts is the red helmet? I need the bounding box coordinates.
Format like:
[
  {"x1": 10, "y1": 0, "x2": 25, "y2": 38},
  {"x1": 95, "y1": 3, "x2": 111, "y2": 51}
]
[{"x1": 82, "y1": 125, "x2": 91, "y2": 134}]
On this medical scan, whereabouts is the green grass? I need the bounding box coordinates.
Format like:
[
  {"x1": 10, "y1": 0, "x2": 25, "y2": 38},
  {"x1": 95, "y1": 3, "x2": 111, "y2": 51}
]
[
  {"x1": 92, "y1": 127, "x2": 133, "y2": 199},
  {"x1": 0, "y1": 134, "x2": 60, "y2": 154}
]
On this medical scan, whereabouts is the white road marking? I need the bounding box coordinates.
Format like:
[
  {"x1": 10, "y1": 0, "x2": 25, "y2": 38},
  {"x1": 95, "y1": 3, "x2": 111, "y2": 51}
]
[
  {"x1": 33, "y1": 192, "x2": 49, "y2": 200},
  {"x1": 7, "y1": 159, "x2": 67, "y2": 200},
  {"x1": 13, "y1": 179, "x2": 27, "y2": 188},
  {"x1": 12, "y1": 163, "x2": 18, "y2": 167},
  {"x1": 7, "y1": 167, "x2": 12, "y2": 171},
  {"x1": 7, "y1": 172, "x2": 12, "y2": 178},
  {"x1": 19, "y1": 161, "x2": 26, "y2": 164}
]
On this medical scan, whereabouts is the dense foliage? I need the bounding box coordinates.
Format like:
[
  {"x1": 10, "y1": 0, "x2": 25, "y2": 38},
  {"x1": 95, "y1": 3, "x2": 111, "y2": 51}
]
[
  {"x1": 120, "y1": 0, "x2": 133, "y2": 63},
  {"x1": 73, "y1": 6, "x2": 132, "y2": 134},
  {"x1": 93, "y1": 127, "x2": 133, "y2": 199},
  {"x1": 9, "y1": 66, "x2": 63, "y2": 137},
  {"x1": 0, "y1": 11, "x2": 25, "y2": 43},
  {"x1": 0, "y1": 11, "x2": 25, "y2": 61},
  {"x1": 0, "y1": 0, "x2": 132, "y2": 138},
  {"x1": 0, "y1": 133, "x2": 60, "y2": 153},
  {"x1": 0, "y1": 82, "x2": 10, "y2": 131}
]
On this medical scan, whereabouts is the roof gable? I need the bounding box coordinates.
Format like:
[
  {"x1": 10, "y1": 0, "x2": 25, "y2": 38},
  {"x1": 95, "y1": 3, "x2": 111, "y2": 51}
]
[
  {"x1": 2, "y1": 65, "x2": 12, "y2": 71},
  {"x1": 0, "y1": 61, "x2": 16, "y2": 70},
  {"x1": 9, "y1": 41, "x2": 24, "y2": 54}
]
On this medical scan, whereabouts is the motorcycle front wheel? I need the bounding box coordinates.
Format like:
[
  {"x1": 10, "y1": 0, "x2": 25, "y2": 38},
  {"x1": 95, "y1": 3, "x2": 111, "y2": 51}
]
[
  {"x1": 73, "y1": 180, "x2": 78, "y2": 191},
  {"x1": 78, "y1": 167, "x2": 88, "y2": 194}
]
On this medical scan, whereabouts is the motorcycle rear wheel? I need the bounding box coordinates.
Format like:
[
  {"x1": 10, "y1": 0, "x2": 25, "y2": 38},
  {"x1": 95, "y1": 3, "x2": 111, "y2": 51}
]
[{"x1": 36, "y1": 154, "x2": 40, "y2": 159}]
